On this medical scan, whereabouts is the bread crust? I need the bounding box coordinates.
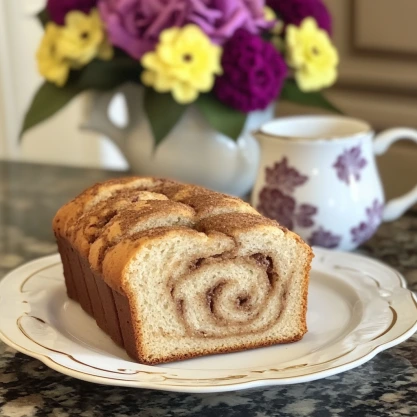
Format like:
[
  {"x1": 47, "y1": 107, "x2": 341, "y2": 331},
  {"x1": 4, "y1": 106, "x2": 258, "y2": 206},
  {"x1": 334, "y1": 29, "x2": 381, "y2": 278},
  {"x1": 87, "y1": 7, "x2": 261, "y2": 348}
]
[
  {"x1": 53, "y1": 177, "x2": 313, "y2": 365},
  {"x1": 136, "y1": 333, "x2": 307, "y2": 365}
]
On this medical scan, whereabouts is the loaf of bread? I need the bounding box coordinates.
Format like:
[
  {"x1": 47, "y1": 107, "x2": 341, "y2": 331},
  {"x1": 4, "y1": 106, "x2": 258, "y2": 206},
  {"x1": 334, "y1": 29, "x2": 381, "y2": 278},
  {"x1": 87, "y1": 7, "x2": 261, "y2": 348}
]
[{"x1": 53, "y1": 177, "x2": 313, "y2": 365}]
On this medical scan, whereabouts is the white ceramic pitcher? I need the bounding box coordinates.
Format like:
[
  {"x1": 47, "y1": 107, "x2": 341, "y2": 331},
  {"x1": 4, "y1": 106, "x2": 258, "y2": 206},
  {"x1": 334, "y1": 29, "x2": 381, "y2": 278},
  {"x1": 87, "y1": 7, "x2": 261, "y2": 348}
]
[
  {"x1": 251, "y1": 115, "x2": 417, "y2": 251},
  {"x1": 80, "y1": 83, "x2": 273, "y2": 197}
]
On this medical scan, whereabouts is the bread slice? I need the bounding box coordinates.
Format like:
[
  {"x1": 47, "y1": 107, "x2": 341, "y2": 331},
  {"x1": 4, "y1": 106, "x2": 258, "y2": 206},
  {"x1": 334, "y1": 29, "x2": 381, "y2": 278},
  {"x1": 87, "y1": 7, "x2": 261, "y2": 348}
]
[{"x1": 53, "y1": 177, "x2": 313, "y2": 365}]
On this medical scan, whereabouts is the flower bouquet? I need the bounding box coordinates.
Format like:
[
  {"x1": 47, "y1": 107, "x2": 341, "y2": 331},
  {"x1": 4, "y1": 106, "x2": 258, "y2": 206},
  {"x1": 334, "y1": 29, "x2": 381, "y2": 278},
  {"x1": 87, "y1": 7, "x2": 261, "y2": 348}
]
[{"x1": 21, "y1": 0, "x2": 340, "y2": 147}]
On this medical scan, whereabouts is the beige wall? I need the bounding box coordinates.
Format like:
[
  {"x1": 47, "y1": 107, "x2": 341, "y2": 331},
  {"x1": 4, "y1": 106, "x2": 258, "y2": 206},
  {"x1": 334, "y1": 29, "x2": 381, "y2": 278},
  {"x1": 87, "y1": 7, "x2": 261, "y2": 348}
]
[
  {"x1": 325, "y1": 0, "x2": 417, "y2": 130},
  {"x1": 0, "y1": 0, "x2": 102, "y2": 167},
  {"x1": 280, "y1": 0, "x2": 417, "y2": 128}
]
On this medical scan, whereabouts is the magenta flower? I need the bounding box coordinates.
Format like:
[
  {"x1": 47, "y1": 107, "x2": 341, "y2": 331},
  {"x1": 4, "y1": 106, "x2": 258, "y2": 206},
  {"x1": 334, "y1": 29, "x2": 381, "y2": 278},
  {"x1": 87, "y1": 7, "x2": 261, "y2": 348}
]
[
  {"x1": 214, "y1": 29, "x2": 287, "y2": 112},
  {"x1": 266, "y1": 0, "x2": 332, "y2": 34},
  {"x1": 98, "y1": 0, "x2": 271, "y2": 60},
  {"x1": 47, "y1": 0, "x2": 97, "y2": 25},
  {"x1": 98, "y1": 0, "x2": 191, "y2": 59}
]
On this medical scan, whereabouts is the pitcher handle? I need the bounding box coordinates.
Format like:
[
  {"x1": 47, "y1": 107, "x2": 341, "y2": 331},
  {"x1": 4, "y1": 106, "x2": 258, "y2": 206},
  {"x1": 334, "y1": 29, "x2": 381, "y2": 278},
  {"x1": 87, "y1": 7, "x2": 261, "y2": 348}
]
[{"x1": 373, "y1": 128, "x2": 417, "y2": 221}]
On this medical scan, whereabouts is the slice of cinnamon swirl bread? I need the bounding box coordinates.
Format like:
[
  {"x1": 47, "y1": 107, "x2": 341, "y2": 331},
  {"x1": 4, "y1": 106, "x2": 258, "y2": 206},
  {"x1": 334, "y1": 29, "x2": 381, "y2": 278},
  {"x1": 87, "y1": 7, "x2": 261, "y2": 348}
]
[{"x1": 53, "y1": 177, "x2": 313, "y2": 365}]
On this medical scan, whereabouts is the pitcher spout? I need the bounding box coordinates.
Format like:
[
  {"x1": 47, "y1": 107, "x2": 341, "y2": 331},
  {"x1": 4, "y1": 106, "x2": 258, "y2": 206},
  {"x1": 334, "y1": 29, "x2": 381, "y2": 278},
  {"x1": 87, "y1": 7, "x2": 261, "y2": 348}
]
[
  {"x1": 251, "y1": 129, "x2": 262, "y2": 142},
  {"x1": 251, "y1": 129, "x2": 278, "y2": 148}
]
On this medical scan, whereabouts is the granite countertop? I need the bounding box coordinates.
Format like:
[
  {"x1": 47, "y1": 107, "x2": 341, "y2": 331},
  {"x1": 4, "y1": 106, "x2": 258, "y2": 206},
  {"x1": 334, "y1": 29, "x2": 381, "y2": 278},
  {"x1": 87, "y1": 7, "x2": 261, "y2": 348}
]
[{"x1": 0, "y1": 160, "x2": 416, "y2": 417}]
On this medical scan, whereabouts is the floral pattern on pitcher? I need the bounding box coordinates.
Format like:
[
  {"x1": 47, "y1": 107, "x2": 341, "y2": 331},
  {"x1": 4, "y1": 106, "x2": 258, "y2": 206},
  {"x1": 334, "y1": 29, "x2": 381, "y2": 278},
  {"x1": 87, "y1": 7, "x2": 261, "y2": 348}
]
[
  {"x1": 257, "y1": 188, "x2": 295, "y2": 228},
  {"x1": 333, "y1": 146, "x2": 367, "y2": 185},
  {"x1": 265, "y1": 157, "x2": 308, "y2": 193},
  {"x1": 308, "y1": 227, "x2": 341, "y2": 249},
  {"x1": 257, "y1": 157, "x2": 317, "y2": 230},
  {"x1": 295, "y1": 204, "x2": 318, "y2": 228},
  {"x1": 351, "y1": 199, "x2": 384, "y2": 245}
]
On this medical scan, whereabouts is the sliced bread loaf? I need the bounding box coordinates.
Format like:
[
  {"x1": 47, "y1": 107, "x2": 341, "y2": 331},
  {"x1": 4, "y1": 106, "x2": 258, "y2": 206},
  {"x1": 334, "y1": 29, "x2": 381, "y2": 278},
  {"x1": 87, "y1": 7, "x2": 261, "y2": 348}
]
[{"x1": 53, "y1": 177, "x2": 313, "y2": 364}]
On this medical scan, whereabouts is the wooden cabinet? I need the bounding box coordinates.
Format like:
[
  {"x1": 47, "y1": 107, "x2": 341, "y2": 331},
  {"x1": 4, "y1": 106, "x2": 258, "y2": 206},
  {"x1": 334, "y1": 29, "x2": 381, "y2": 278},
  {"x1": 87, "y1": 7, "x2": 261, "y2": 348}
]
[
  {"x1": 325, "y1": 0, "x2": 417, "y2": 130},
  {"x1": 279, "y1": 0, "x2": 417, "y2": 204}
]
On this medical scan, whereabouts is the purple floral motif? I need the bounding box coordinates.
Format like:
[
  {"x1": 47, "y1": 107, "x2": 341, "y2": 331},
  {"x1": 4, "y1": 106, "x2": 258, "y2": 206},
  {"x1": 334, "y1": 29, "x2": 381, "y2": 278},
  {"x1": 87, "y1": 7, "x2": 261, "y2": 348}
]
[
  {"x1": 295, "y1": 204, "x2": 318, "y2": 228},
  {"x1": 351, "y1": 199, "x2": 384, "y2": 245},
  {"x1": 257, "y1": 157, "x2": 318, "y2": 230},
  {"x1": 308, "y1": 227, "x2": 341, "y2": 249},
  {"x1": 265, "y1": 157, "x2": 308, "y2": 193},
  {"x1": 333, "y1": 146, "x2": 367, "y2": 185},
  {"x1": 257, "y1": 187, "x2": 296, "y2": 229}
]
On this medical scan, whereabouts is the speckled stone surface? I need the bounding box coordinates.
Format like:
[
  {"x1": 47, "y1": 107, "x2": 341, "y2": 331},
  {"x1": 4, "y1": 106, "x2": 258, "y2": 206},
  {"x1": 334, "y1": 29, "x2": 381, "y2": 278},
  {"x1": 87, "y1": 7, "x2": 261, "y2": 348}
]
[{"x1": 0, "y1": 161, "x2": 416, "y2": 417}]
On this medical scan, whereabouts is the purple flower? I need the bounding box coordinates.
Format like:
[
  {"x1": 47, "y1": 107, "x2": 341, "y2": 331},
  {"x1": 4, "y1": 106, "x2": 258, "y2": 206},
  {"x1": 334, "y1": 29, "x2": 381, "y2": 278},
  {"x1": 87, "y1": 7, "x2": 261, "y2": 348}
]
[
  {"x1": 308, "y1": 227, "x2": 341, "y2": 249},
  {"x1": 267, "y1": 0, "x2": 332, "y2": 34},
  {"x1": 98, "y1": 0, "x2": 191, "y2": 59},
  {"x1": 189, "y1": 0, "x2": 272, "y2": 45},
  {"x1": 47, "y1": 0, "x2": 97, "y2": 25},
  {"x1": 98, "y1": 0, "x2": 271, "y2": 60},
  {"x1": 257, "y1": 187, "x2": 296, "y2": 229},
  {"x1": 265, "y1": 157, "x2": 308, "y2": 193},
  {"x1": 351, "y1": 199, "x2": 384, "y2": 245},
  {"x1": 214, "y1": 29, "x2": 287, "y2": 112},
  {"x1": 333, "y1": 146, "x2": 367, "y2": 185}
]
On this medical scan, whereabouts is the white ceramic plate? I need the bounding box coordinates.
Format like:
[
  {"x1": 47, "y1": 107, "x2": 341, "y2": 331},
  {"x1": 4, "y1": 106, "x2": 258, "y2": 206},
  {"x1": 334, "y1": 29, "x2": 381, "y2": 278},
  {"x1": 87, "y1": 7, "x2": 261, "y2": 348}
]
[{"x1": 0, "y1": 248, "x2": 416, "y2": 393}]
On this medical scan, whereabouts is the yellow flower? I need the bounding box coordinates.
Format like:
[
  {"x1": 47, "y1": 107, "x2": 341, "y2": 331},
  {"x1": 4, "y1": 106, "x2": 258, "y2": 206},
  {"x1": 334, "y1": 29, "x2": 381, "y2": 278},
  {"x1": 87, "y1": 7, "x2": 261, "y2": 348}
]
[
  {"x1": 58, "y1": 9, "x2": 113, "y2": 68},
  {"x1": 36, "y1": 23, "x2": 70, "y2": 86},
  {"x1": 263, "y1": 6, "x2": 284, "y2": 51},
  {"x1": 264, "y1": 6, "x2": 277, "y2": 22},
  {"x1": 286, "y1": 17, "x2": 339, "y2": 92},
  {"x1": 141, "y1": 25, "x2": 222, "y2": 104},
  {"x1": 264, "y1": 6, "x2": 284, "y2": 35}
]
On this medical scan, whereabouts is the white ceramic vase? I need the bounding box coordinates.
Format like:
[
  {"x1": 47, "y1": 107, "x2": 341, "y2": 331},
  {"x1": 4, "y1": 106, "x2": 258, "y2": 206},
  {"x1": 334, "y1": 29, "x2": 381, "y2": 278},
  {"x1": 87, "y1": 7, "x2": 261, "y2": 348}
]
[{"x1": 80, "y1": 83, "x2": 274, "y2": 197}]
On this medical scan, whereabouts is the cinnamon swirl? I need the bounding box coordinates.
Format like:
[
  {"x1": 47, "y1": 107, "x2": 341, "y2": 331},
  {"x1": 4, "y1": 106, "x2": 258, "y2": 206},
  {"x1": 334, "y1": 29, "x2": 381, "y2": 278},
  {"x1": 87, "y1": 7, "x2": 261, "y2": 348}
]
[{"x1": 53, "y1": 177, "x2": 313, "y2": 364}]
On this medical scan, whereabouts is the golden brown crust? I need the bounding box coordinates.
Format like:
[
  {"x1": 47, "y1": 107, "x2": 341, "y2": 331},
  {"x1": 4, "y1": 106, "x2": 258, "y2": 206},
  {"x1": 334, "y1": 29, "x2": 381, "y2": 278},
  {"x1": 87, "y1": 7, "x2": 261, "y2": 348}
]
[
  {"x1": 197, "y1": 212, "x2": 278, "y2": 235},
  {"x1": 299, "y1": 248, "x2": 314, "y2": 334},
  {"x1": 52, "y1": 177, "x2": 175, "y2": 238},
  {"x1": 88, "y1": 201, "x2": 196, "y2": 273},
  {"x1": 54, "y1": 176, "x2": 313, "y2": 365},
  {"x1": 135, "y1": 332, "x2": 306, "y2": 365}
]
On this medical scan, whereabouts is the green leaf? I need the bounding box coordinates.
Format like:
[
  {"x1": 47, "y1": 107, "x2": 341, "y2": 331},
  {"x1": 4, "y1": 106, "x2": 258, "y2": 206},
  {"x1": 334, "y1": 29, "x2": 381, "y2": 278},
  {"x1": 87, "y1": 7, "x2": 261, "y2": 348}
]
[
  {"x1": 20, "y1": 56, "x2": 141, "y2": 139},
  {"x1": 20, "y1": 81, "x2": 83, "y2": 140},
  {"x1": 77, "y1": 57, "x2": 142, "y2": 90},
  {"x1": 37, "y1": 8, "x2": 49, "y2": 28},
  {"x1": 196, "y1": 94, "x2": 247, "y2": 141},
  {"x1": 280, "y1": 80, "x2": 342, "y2": 114},
  {"x1": 143, "y1": 87, "x2": 187, "y2": 148}
]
